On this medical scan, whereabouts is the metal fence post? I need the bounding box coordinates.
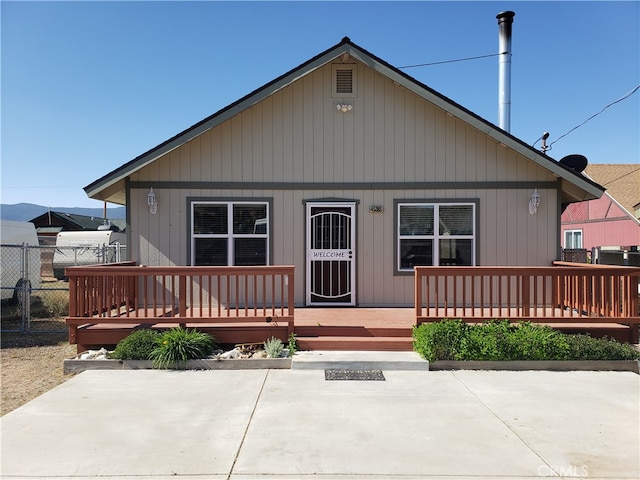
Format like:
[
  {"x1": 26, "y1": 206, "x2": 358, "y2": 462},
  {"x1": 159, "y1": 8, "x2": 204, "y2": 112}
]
[
  {"x1": 25, "y1": 243, "x2": 32, "y2": 330},
  {"x1": 18, "y1": 243, "x2": 31, "y2": 331}
]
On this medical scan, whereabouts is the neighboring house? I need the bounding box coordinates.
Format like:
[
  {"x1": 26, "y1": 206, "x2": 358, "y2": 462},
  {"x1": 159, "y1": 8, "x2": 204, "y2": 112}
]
[
  {"x1": 83, "y1": 37, "x2": 604, "y2": 307},
  {"x1": 30, "y1": 211, "x2": 126, "y2": 238},
  {"x1": 561, "y1": 164, "x2": 640, "y2": 253}
]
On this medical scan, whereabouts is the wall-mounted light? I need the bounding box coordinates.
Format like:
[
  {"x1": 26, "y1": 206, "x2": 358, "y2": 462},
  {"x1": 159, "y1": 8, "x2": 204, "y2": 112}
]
[
  {"x1": 336, "y1": 103, "x2": 353, "y2": 113},
  {"x1": 147, "y1": 187, "x2": 158, "y2": 215},
  {"x1": 529, "y1": 188, "x2": 540, "y2": 215}
]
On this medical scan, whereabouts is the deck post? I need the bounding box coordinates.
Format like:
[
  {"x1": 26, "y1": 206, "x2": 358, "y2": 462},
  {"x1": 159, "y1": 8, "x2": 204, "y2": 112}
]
[
  {"x1": 521, "y1": 275, "x2": 530, "y2": 317},
  {"x1": 414, "y1": 268, "x2": 422, "y2": 325},
  {"x1": 68, "y1": 274, "x2": 77, "y2": 317},
  {"x1": 288, "y1": 272, "x2": 295, "y2": 337},
  {"x1": 179, "y1": 274, "x2": 187, "y2": 328}
]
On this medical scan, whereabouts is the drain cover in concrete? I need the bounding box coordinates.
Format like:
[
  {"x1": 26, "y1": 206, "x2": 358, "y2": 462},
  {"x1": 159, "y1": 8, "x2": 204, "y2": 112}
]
[{"x1": 324, "y1": 369, "x2": 386, "y2": 381}]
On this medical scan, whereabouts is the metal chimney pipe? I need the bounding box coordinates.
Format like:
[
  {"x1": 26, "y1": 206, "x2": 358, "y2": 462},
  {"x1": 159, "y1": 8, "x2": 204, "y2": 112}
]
[{"x1": 496, "y1": 11, "x2": 515, "y2": 132}]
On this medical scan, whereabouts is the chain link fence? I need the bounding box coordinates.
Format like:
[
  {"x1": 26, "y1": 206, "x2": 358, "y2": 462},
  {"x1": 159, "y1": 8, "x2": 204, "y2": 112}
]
[{"x1": 1, "y1": 241, "x2": 127, "y2": 333}]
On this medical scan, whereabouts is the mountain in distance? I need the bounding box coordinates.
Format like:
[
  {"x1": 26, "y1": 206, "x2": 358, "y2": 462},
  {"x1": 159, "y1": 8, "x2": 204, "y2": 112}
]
[{"x1": 0, "y1": 203, "x2": 126, "y2": 222}]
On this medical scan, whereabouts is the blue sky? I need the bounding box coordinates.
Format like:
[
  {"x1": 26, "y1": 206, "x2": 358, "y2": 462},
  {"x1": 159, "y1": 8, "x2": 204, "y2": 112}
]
[{"x1": 2, "y1": 1, "x2": 638, "y2": 208}]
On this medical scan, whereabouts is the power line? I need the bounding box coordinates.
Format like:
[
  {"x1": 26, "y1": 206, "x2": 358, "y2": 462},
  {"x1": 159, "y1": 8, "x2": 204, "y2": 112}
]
[
  {"x1": 547, "y1": 85, "x2": 640, "y2": 149},
  {"x1": 398, "y1": 52, "x2": 502, "y2": 69},
  {"x1": 597, "y1": 165, "x2": 640, "y2": 187}
]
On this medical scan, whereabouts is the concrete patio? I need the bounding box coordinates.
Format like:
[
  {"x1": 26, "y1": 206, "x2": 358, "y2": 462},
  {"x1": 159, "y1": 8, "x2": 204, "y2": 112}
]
[{"x1": 1, "y1": 353, "x2": 638, "y2": 479}]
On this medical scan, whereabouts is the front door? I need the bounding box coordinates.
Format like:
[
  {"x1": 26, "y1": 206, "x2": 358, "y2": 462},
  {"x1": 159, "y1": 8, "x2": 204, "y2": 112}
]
[{"x1": 306, "y1": 203, "x2": 356, "y2": 306}]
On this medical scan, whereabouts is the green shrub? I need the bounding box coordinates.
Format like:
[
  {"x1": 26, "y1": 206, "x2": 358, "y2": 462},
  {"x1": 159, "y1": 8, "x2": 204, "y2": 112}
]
[
  {"x1": 413, "y1": 319, "x2": 637, "y2": 362},
  {"x1": 264, "y1": 336, "x2": 284, "y2": 358},
  {"x1": 457, "y1": 321, "x2": 504, "y2": 360},
  {"x1": 498, "y1": 321, "x2": 569, "y2": 361},
  {"x1": 565, "y1": 334, "x2": 640, "y2": 361},
  {"x1": 110, "y1": 329, "x2": 160, "y2": 360},
  {"x1": 412, "y1": 319, "x2": 467, "y2": 361},
  {"x1": 149, "y1": 327, "x2": 217, "y2": 369}
]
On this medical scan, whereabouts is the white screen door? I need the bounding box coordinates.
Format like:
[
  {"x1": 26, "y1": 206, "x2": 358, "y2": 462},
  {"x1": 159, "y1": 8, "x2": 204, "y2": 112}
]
[{"x1": 306, "y1": 202, "x2": 356, "y2": 306}]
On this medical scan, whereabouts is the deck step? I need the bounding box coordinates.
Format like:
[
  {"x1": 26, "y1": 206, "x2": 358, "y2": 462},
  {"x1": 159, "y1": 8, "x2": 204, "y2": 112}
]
[
  {"x1": 296, "y1": 336, "x2": 414, "y2": 352},
  {"x1": 294, "y1": 326, "x2": 411, "y2": 337}
]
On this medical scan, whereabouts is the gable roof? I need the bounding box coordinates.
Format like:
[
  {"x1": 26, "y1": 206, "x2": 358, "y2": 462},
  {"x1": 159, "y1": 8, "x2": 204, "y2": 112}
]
[
  {"x1": 584, "y1": 164, "x2": 640, "y2": 218},
  {"x1": 85, "y1": 37, "x2": 605, "y2": 205}
]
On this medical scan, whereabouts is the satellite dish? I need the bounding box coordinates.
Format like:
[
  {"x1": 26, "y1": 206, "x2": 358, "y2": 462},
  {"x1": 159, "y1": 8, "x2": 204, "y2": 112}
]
[{"x1": 559, "y1": 154, "x2": 588, "y2": 173}]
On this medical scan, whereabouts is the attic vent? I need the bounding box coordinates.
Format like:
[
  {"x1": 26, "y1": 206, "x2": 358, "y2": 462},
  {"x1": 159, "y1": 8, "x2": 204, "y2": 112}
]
[
  {"x1": 333, "y1": 65, "x2": 356, "y2": 97},
  {"x1": 336, "y1": 69, "x2": 352, "y2": 93}
]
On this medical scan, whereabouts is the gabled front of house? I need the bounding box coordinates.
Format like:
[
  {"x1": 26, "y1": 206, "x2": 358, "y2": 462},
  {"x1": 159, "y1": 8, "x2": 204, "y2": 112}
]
[{"x1": 84, "y1": 37, "x2": 604, "y2": 307}]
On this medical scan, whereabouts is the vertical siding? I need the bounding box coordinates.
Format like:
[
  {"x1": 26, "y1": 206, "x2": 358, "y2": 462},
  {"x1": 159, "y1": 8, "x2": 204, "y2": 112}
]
[{"x1": 129, "y1": 59, "x2": 560, "y2": 305}]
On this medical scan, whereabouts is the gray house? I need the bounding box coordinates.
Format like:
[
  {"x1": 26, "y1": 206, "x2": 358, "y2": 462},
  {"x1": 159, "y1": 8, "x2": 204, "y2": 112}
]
[{"x1": 84, "y1": 37, "x2": 604, "y2": 307}]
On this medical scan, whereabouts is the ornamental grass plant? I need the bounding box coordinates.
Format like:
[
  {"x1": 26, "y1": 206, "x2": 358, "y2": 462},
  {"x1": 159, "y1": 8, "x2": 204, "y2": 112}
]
[{"x1": 149, "y1": 327, "x2": 217, "y2": 369}]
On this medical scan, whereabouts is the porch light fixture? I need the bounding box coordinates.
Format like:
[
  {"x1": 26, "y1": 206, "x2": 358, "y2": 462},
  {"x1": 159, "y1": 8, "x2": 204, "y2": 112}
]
[
  {"x1": 336, "y1": 103, "x2": 352, "y2": 112},
  {"x1": 529, "y1": 188, "x2": 540, "y2": 215},
  {"x1": 147, "y1": 187, "x2": 158, "y2": 215}
]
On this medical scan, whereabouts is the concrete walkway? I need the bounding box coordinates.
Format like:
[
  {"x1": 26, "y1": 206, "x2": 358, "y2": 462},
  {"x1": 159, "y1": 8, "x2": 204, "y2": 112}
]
[{"x1": 1, "y1": 352, "x2": 638, "y2": 479}]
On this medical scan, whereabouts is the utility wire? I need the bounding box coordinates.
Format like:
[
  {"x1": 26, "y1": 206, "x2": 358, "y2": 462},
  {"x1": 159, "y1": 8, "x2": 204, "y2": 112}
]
[
  {"x1": 398, "y1": 52, "x2": 502, "y2": 69},
  {"x1": 397, "y1": 52, "x2": 638, "y2": 152},
  {"x1": 596, "y1": 165, "x2": 640, "y2": 186},
  {"x1": 548, "y1": 85, "x2": 640, "y2": 149}
]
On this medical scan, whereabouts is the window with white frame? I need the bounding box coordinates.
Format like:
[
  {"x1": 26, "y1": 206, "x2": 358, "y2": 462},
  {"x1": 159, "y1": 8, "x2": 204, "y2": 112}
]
[
  {"x1": 397, "y1": 202, "x2": 475, "y2": 271},
  {"x1": 564, "y1": 229, "x2": 583, "y2": 249},
  {"x1": 191, "y1": 202, "x2": 268, "y2": 266}
]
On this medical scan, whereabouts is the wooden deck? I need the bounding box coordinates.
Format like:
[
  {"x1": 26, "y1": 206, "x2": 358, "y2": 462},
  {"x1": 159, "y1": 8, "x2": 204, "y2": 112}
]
[
  {"x1": 68, "y1": 306, "x2": 638, "y2": 354},
  {"x1": 68, "y1": 308, "x2": 416, "y2": 353},
  {"x1": 65, "y1": 263, "x2": 640, "y2": 353}
]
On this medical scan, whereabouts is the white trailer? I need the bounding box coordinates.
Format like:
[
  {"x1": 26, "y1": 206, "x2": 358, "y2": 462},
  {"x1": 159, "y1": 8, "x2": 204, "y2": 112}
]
[
  {"x1": 53, "y1": 230, "x2": 126, "y2": 280},
  {"x1": 1, "y1": 220, "x2": 42, "y2": 301}
]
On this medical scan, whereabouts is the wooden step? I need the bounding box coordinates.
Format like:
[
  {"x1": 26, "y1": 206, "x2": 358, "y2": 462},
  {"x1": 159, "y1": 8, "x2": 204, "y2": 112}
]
[
  {"x1": 294, "y1": 325, "x2": 411, "y2": 338},
  {"x1": 296, "y1": 336, "x2": 414, "y2": 352}
]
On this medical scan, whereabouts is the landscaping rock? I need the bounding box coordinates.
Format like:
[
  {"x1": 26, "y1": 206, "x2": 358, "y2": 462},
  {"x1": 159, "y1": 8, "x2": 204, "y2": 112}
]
[{"x1": 77, "y1": 348, "x2": 110, "y2": 360}]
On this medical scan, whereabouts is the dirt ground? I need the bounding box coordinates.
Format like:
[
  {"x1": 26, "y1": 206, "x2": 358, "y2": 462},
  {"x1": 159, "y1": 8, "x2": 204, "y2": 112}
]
[{"x1": 1, "y1": 323, "x2": 77, "y2": 416}]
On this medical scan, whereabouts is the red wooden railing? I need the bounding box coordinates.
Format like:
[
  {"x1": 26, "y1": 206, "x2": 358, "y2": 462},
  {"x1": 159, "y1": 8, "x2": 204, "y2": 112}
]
[
  {"x1": 551, "y1": 261, "x2": 639, "y2": 319},
  {"x1": 415, "y1": 263, "x2": 640, "y2": 332},
  {"x1": 66, "y1": 264, "x2": 295, "y2": 336}
]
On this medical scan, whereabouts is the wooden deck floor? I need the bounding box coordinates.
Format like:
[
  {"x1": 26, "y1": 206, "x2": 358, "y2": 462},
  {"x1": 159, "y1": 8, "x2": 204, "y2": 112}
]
[{"x1": 296, "y1": 308, "x2": 415, "y2": 327}]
